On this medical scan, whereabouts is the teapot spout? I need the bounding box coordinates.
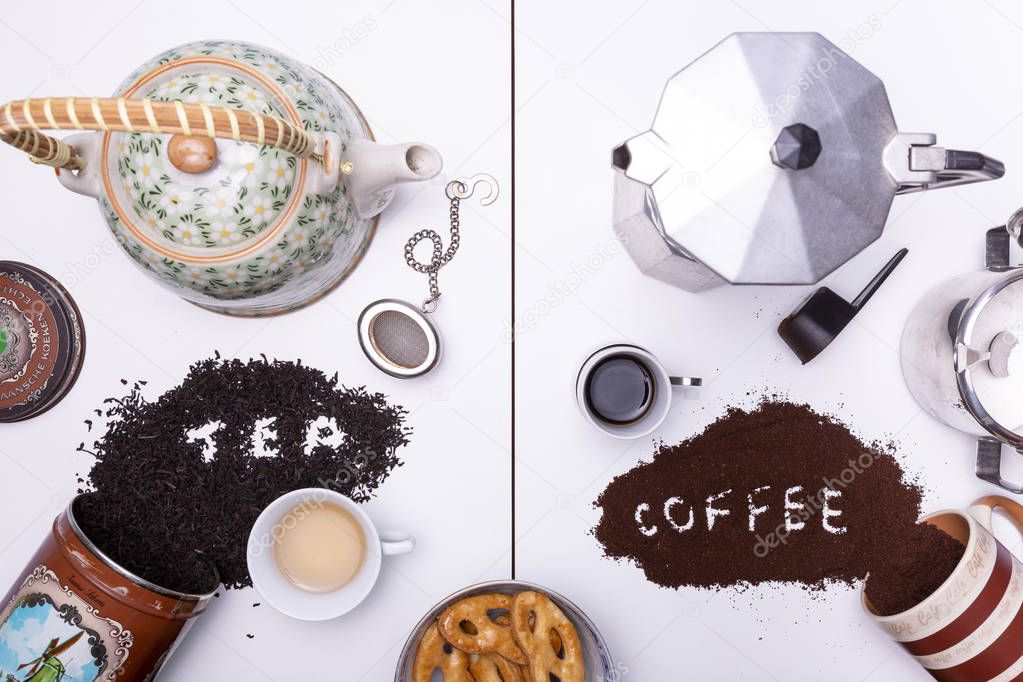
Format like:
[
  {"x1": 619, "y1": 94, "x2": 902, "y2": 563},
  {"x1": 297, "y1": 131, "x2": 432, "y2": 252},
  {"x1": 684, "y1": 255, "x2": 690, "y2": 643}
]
[{"x1": 344, "y1": 139, "x2": 443, "y2": 218}]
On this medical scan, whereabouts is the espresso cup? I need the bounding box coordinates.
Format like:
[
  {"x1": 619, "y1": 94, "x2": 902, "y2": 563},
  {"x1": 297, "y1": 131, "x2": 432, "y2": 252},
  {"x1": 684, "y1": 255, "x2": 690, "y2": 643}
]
[
  {"x1": 247, "y1": 488, "x2": 414, "y2": 621},
  {"x1": 575, "y1": 343, "x2": 701, "y2": 439},
  {"x1": 863, "y1": 496, "x2": 1023, "y2": 681}
]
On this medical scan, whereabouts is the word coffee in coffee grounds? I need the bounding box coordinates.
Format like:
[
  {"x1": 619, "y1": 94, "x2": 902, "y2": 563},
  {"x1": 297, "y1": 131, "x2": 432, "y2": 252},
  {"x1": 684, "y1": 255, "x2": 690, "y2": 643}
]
[
  {"x1": 594, "y1": 400, "x2": 927, "y2": 590},
  {"x1": 75, "y1": 355, "x2": 410, "y2": 594},
  {"x1": 865, "y1": 522, "x2": 966, "y2": 616}
]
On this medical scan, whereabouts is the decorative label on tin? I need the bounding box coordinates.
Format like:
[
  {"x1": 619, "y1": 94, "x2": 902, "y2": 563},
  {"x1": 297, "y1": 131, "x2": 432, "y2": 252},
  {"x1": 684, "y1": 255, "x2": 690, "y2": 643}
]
[
  {"x1": 0, "y1": 566, "x2": 133, "y2": 681},
  {"x1": 0, "y1": 289, "x2": 50, "y2": 408},
  {"x1": 0, "y1": 304, "x2": 26, "y2": 376}
]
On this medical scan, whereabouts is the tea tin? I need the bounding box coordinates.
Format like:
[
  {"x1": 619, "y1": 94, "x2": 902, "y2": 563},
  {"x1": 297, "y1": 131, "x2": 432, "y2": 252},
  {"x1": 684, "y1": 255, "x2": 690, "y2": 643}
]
[{"x1": 0, "y1": 494, "x2": 219, "y2": 680}]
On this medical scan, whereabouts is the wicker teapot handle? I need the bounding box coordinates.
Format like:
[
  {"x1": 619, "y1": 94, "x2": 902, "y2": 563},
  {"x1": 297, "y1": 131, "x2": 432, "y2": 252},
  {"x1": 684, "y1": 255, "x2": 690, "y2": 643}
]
[{"x1": 0, "y1": 97, "x2": 319, "y2": 171}]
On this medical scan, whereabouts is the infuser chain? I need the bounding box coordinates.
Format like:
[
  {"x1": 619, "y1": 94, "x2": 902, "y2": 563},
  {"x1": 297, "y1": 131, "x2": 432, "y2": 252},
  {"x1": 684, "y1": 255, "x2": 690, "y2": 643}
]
[
  {"x1": 404, "y1": 198, "x2": 461, "y2": 314},
  {"x1": 404, "y1": 174, "x2": 499, "y2": 314}
]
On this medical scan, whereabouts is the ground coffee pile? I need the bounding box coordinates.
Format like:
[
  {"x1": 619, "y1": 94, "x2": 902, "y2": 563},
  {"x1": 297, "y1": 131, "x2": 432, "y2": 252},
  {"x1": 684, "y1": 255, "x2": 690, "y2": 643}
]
[
  {"x1": 594, "y1": 400, "x2": 954, "y2": 598},
  {"x1": 75, "y1": 355, "x2": 410, "y2": 594},
  {"x1": 865, "y1": 523, "x2": 966, "y2": 616}
]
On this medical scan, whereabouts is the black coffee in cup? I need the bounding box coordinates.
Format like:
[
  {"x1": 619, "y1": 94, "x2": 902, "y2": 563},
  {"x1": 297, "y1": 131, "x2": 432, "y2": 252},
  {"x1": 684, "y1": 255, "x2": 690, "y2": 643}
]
[{"x1": 584, "y1": 355, "x2": 656, "y2": 425}]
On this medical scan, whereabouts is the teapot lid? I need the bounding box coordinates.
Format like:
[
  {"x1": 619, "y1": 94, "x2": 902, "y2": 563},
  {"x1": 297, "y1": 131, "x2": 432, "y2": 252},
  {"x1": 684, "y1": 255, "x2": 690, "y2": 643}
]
[
  {"x1": 956, "y1": 268, "x2": 1023, "y2": 440},
  {"x1": 101, "y1": 56, "x2": 307, "y2": 262},
  {"x1": 614, "y1": 32, "x2": 899, "y2": 285}
]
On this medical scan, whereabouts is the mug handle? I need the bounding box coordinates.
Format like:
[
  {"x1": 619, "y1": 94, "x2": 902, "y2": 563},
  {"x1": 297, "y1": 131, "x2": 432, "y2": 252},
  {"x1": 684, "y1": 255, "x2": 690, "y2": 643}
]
[
  {"x1": 379, "y1": 530, "x2": 415, "y2": 556},
  {"x1": 670, "y1": 376, "x2": 702, "y2": 387},
  {"x1": 969, "y1": 495, "x2": 1023, "y2": 536}
]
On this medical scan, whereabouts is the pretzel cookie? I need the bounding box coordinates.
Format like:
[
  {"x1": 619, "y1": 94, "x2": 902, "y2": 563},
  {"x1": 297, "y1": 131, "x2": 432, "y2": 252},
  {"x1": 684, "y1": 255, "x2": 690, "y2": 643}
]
[
  {"x1": 438, "y1": 593, "x2": 528, "y2": 664},
  {"x1": 469, "y1": 653, "x2": 527, "y2": 682},
  {"x1": 413, "y1": 622, "x2": 474, "y2": 682},
  {"x1": 510, "y1": 591, "x2": 585, "y2": 682}
]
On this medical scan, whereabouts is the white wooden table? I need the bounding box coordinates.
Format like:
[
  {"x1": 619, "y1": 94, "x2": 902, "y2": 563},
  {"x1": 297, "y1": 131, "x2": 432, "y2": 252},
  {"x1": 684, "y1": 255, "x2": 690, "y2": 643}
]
[{"x1": 4, "y1": 0, "x2": 1023, "y2": 680}]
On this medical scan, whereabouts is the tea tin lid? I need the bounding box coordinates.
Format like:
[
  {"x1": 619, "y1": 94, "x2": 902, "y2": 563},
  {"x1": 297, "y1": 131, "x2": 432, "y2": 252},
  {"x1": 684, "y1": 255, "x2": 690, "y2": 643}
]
[{"x1": 0, "y1": 261, "x2": 85, "y2": 422}]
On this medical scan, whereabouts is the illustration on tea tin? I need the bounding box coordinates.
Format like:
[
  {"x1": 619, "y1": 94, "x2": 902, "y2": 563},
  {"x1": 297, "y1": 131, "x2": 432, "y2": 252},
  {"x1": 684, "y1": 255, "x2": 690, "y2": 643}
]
[{"x1": 0, "y1": 567, "x2": 132, "y2": 681}]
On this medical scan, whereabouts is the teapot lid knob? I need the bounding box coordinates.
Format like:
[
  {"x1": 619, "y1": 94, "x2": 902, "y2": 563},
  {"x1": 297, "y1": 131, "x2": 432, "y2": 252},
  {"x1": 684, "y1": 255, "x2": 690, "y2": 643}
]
[
  {"x1": 989, "y1": 331, "x2": 1020, "y2": 379},
  {"x1": 168, "y1": 134, "x2": 217, "y2": 174}
]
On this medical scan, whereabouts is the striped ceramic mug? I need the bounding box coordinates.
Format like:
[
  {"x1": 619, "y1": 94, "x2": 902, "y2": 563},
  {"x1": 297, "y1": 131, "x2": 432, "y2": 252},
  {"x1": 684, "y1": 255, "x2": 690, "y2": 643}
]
[{"x1": 864, "y1": 496, "x2": 1023, "y2": 681}]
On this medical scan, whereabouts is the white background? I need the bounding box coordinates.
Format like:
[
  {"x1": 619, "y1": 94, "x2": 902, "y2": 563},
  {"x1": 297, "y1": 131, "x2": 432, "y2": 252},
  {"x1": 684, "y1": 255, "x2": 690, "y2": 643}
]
[
  {"x1": 514, "y1": 0, "x2": 1023, "y2": 681},
  {"x1": 3, "y1": 1, "x2": 1023, "y2": 681},
  {"x1": 0, "y1": 1, "x2": 511, "y2": 680}
]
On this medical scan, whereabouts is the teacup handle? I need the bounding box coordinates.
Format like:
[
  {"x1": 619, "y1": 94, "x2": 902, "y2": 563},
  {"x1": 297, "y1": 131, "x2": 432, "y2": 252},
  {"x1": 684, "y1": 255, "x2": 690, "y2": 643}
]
[
  {"x1": 969, "y1": 495, "x2": 1023, "y2": 536},
  {"x1": 379, "y1": 530, "x2": 415, "y2": 556},
  {"x1": 670, "y1": 376, "x2": 702, "y2": 387}
]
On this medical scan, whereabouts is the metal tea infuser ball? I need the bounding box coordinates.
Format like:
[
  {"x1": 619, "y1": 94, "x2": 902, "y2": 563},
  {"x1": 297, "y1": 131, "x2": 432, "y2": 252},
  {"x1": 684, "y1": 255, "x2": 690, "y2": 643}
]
[{"x1": 358, "y1": 174, "x2": 498, "y2": 378}]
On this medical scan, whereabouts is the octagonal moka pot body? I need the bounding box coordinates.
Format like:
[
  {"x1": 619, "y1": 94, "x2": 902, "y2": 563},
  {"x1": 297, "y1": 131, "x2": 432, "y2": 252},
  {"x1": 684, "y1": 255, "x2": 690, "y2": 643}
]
[
  {"x1": 0, "y1": 40, "x2": 442, "y2": 316},
  {"x1": 612, "y1": 32, "x2": 1004, "y2": 292}
]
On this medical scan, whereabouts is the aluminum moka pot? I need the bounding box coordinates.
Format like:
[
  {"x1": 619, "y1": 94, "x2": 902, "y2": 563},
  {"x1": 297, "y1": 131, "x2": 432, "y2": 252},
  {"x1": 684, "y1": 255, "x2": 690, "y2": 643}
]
[
  {"x1": 901, "y1": 215, "x2": 1023, "y2": 493},
  {"x1": 612, "y1": 32, "x2": 1004, "y2": 292}
]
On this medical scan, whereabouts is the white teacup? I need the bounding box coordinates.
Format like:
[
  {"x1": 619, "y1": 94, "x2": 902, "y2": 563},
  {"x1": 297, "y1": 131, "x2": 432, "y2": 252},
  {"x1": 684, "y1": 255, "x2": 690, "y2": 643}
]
[
  {"x1": 576, "y1": 344, "x2": 701, "y2": 439},
  {"x1": 247, "y1": 488, "x2": 414, "y2": 621}
]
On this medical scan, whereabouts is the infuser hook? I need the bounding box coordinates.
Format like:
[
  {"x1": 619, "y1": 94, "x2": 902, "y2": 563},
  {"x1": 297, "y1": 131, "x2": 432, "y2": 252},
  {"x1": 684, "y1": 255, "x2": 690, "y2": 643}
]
[{"x1": 446, "y1": 173, "x2": 499, "y2": 205}]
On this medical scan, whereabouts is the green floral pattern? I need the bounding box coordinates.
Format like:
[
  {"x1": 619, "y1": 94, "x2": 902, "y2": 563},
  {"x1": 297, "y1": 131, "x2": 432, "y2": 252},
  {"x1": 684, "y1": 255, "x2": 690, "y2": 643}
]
[{"x1": 101, "y1": 40, "x2": 374, "y2": 313}]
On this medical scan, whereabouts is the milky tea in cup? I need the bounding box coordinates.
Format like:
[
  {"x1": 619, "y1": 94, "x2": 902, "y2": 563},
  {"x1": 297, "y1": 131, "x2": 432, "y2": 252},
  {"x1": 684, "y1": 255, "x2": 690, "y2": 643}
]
[{"x1": 274, "y1": 502, "x2": 367, "y2": 592}]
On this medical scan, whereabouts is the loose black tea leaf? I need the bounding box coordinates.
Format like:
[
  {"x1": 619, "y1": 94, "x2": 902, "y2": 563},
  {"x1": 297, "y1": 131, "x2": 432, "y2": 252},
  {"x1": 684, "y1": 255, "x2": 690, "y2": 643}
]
[{"x1": 75, "y1": 355, "x2": 410, "y2": 594}]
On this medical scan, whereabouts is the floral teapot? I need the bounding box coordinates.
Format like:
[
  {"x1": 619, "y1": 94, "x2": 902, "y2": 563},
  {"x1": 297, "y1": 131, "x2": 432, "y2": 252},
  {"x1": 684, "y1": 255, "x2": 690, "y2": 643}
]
[{"x1": 0, "y1": 40, "x2": 442, "y2": 316}]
